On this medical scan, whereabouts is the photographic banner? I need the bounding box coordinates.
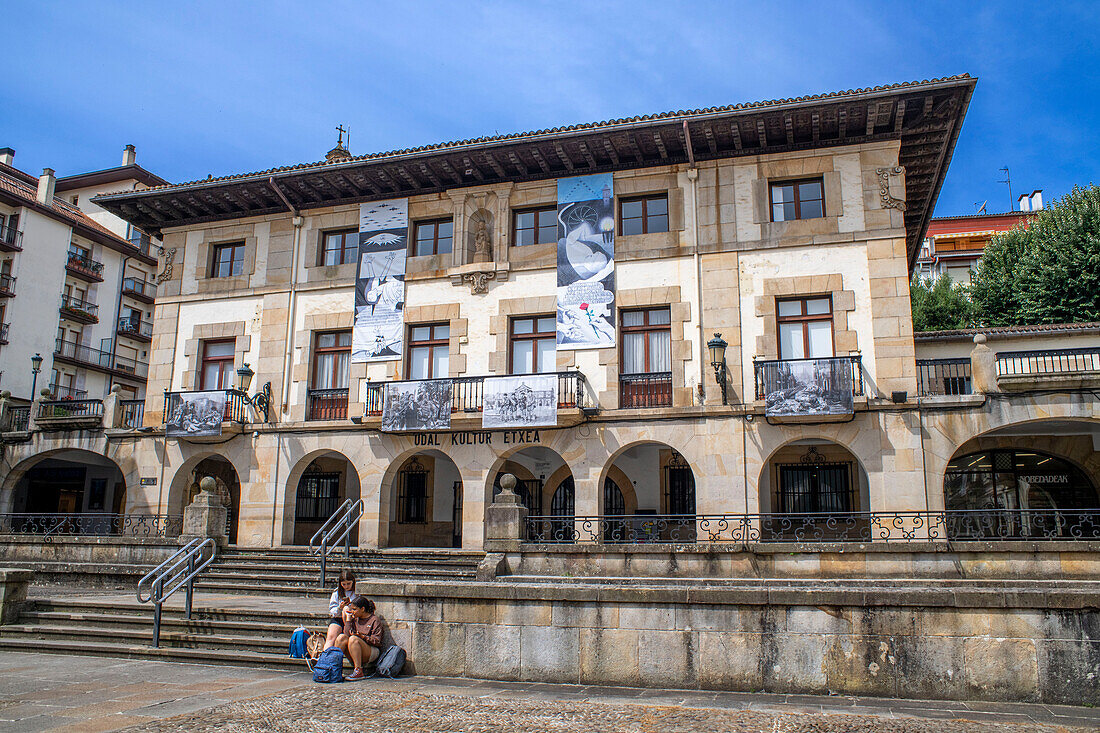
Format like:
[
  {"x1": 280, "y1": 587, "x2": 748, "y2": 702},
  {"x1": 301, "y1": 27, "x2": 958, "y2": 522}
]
[
  {"x1": 482, "y1": 374, "x2": 558, "y2": 429},
  {"x1": 760, "y1": 358, "x2": 854, "y2": 417},
  {"x1": 166, "y1": 390, "x2": 227, "y2": 437},
  {"x1": 381, "y1": 379, "x2": 453, "y2": 432},
  {"x1": 556, "y1": 174, "x2": 615, "y2": 349},
  {"x1": 352, "y1": 198, "x2": 408, "y2": 363}
]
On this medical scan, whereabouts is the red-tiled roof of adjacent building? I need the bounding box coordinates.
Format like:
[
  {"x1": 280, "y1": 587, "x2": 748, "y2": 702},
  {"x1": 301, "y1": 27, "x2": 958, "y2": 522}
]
[{"x1": 916, "y1": 322, "x2": 1100, "y2": 340}]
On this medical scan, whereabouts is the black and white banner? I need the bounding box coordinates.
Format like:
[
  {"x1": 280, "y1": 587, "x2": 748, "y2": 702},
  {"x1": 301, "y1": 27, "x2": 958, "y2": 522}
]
[
  {"x1": 556, "y1": 174, "x2": 616, "y2": 349},
  {"x1": 381, "y1": 379, "x2": 453, "y2": 432},
  {"x1": 761, "y1": 358, "x2": 854, "y2": 417},
  {"x1": 353, "y1": 199, "x2": 408, "y2": 363},
  {"x1": 166, "y1": 390, "x2": 227, "y2": 437},
  {"x1": 482, "y1": 374, "x2": 558, "y2": 429}
]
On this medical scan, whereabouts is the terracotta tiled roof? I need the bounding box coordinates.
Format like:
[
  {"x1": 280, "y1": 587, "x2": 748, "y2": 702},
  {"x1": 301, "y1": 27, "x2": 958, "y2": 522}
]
[
  {"x1": 0, "y1": 169, "x2": 134, "y2": 248},
  {"x1": 129, "y1": 74, "x2": 974, "y2": 194},
  {"x1": 916, "y1": 322, "x2": 1100, "y2": 340}
]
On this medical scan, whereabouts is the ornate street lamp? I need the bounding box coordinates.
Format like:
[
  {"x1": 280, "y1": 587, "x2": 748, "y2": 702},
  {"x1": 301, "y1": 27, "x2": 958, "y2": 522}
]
[
  {"x1": 707, "y1": 333, "x2": 729, "y2": 406},
  {"x1": 30, "y1": 353, "x2": 43, "y2": 400},
  {"x1": 234, "y1": 363, "x2": 271, "y2": 423}
]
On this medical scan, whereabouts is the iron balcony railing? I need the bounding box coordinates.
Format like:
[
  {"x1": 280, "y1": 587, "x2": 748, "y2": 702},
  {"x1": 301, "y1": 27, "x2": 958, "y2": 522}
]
[
  {"x1": 47, "y1": 383, "x2": 88, "y2": 400},
  {"x1": 117, "y1": 317, "x2": 153, "y2": 340},
  {"x1": 753, "y1": 355, "x2": 864, "y2": 401},
  {"x1": 59, "y1": 294, "x2": 98, "y2": 320},
  {"x1": 916, "y1": 358, "x2": 972, "y2": 396},
  {"x1": 120, "y1": 399, "x2": 145, "y2": 428},
  {"x1": 0, "y1": 513, "x2": 182, "y2": 539},
  {"x1": 37, "y1": 398, "x2": 104, "y2": 421},
  {"x1": 54, "y1": 338, "x2": 149, "y2": 378},
  {"x1": 619, "y1": 372, "x2": 673, "y2": 408},
  {"x1": 0, "y1": 224, "x2": 22, "y2": 251},
  {"x1": 121, "y1": 277, "x2": 156, "y2": 301},
  {"x1": 66, "y1": 251, "x2": 105, "y2": 280},
  {"x1": 0, "y1": 322, "x2": 7, "y2": 344},
  {"x1": 525, "y1": 509, "x2": 1100, "y2": 544},
  {"x1": 307, "y1": 388, "x2": 349, "y2": 421},
  {"x1": 8, "y1": 406, "x2": 29, "y2": 431},
  {"x1": 365, "y1": 370, "x2": 586, "y2": 415},
  {"x1": 996, "y1": 347, "x2": 1100, "y2": 377},
  {"x1": 164, "y1": 389, "x2": 249, "y2": 424},
  {"x1": 0, "y1": 273, "x2": 15, "y2": 297}
]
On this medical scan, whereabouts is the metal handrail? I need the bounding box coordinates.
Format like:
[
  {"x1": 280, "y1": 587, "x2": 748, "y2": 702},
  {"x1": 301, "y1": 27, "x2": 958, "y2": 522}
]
[
  {"x1": 136, "y1": 537, "x2": 217, "y2": 647},
  {"x1": 309, "y1": 498, "x2": 363, "y2": 587}
]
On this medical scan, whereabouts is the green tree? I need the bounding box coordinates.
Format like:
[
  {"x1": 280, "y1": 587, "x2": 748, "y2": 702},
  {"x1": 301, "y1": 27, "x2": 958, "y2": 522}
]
[
  {"x1": 910, "y1": 273, "x2": 974, "y2": 331},
  {"x1": 970, "y1": 184, "x2": 1100, "y2": 325}
]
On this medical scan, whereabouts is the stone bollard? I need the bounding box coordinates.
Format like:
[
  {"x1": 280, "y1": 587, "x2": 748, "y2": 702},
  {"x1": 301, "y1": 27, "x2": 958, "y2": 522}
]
[
  {"x1": 180, "y1": 476, "x2": 229, "y2": 547},
  {"x1": 969, "y1": 333, "x2": 1000, "y2": 394},
  {"x1": 0, "y1": 569, "x2": 33, "y2": 624},
  {"x1": 485, "y1": 473, "x2": 528, "y2": 545},
  {"x1": 103, "y1": 384, "x2": 121, "y2": 428}
]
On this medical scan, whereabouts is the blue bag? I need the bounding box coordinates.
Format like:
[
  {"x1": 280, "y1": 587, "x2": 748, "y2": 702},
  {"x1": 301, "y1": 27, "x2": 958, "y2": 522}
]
[
  {"x1": 289, "y1": 627, "x2": 308, "y2": 659},
  {"x1": 312, "y1": 646, "x2": 345, "y2": 683}
]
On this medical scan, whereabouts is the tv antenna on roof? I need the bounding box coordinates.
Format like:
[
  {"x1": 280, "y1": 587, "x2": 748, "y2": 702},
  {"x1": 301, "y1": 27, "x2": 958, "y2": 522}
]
[
  {"x1": 999, "y1": 166, "x2": 1013, "y2": 211},
  {"x1": 973, "y1": 200, "x2": 987, "y2": 215}
]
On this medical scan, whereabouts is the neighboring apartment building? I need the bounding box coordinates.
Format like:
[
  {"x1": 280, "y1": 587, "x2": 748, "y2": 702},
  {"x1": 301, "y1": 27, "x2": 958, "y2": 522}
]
[
  {"x1": 0, "y1": 146, "x2": 164, "y2": 406},
  {"x1": 1, "y1": 74, "x2": 1097, "y2": 550},
  {"x1": 914, "y1": 196, "x2": 1038, "y2": 281}
]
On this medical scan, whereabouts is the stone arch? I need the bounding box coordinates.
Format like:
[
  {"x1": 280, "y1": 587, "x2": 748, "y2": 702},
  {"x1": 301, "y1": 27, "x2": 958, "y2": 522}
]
[
  {"x1": 596, "y1": 439, "x2": 699, "y2": 515},
  {"x1": 380, "y1": 449, "x2": 463, "y2": 548},
  {"x1": 603, "y1": 464, "x2": 638, "y2": 516},
  {"x1": 2, "y1": 447, "x2": 129, "y2": 517},
  {"x1": 281, "y1": 449, "x2": 363, "y2": 546},
  {"x1": 485, "y1": 445, "x2": 574, "y2": 516},
  {"x1": 756, "y1": 437, "x2": 872, "y2": 516},
  {"x1": 165, "y1": 450, "x2": 247, "y2": 543}
]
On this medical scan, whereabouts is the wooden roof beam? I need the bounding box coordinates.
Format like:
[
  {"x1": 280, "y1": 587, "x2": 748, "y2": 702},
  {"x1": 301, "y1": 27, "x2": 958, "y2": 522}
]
[
  {"x1": 784, "y1": 115, "x2": 795, "y2": 145},
  {"x1": 461, "y1": 156, "x2": 485, "y2": 181},
  {"x1": 602, "y1": 139, "x2": 620, "y2": 166},
  {"x1": 626, "y1": 133, "x2": 645, "y2": 162},
  {"x1": 530, "y1": 148, "x2": 551, "y2": 173},
  {"x1": 838, "y1": 108, "x2": 848, "y2": 139},
  {"x1": 335, "y1": 172, "x2": 367, "y2": 196},
  {"x1": 418, "y1": 162, "x2": 443, "y2": 188},
  {"x1": 866, "y1": 104, "x2": 877, "y2": 136},
  {"x1": 728, "y1": 121, "x2": 743, "y2": 151},
  {"x1": 652, "y1": 130, "x2": 668, "y2": 159},
  {"x1": 395, "y1": 165, "x2": 421, "y2": 189},
  {"x1": 482, "y1": 153, "x2": 507, "y2": 178},
  {"x1": 135, "y1": 202, "x2": 168, "y2": 223},
  {"x1": 437, "y1": 159, "x2": 463, "y2": 184},
  {"x1": 507, "y1": 151, "x2": 529, "y2": 176},
  {"x1": 894, "y1": 99, "x2": 907, "y2": 133},
  {"x1": 756, "y1": 119, "x2": 768, "y2": 148},
  {"x1": 577, "y1": 141, "x2": 598, "y2": 169},
  {"x1": 702, "y1": 124, "x2": 717, "y2": 155},
  {"x1": 374, "y1": 168, "x2": 402, "y2": 191},
  {"x1": 553, "y1": 143, "x2": 574, "y2": 171}
]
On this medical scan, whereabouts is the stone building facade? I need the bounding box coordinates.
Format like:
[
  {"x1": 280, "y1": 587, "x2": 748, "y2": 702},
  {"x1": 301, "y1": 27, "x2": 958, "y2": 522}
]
[{"x1": 2, "y1": 74, "x2": 1097, "y2": 551}]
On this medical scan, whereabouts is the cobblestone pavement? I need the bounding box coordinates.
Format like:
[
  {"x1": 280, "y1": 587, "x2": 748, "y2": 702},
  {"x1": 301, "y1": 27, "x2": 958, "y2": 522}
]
[{"x1": 1, "y1": 652, "x2": 1097, "y2": 732}]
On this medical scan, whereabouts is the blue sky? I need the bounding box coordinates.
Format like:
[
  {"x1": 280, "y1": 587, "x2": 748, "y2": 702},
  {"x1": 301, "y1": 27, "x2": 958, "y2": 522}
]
[{"x1": 2, "y1": 1, "x2": 1097, "y2": 217}]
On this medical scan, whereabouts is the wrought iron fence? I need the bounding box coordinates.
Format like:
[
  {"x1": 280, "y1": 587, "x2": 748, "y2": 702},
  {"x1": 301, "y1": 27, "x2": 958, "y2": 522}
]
[
  {"x1": 753, "y1": 355, "x2": 864, "y2": 400},
  {"x1": 0, "y1": 513, "x2": 183, "y2": 539},
  {"x1": 524, "y1": 509, "x2": 1100, "y2": 544},
  {"x1": 120, "y1": 399, "x2": 145, "y2": 428},
  {"x1": 0, "y1": 224, "x2": 22, "y2": 250},
  {"x1": 0, "y1": 322, "x2": 7, "y2": 343},
  {"x1": 121, "y1": 277, "x2": 156, "y2": 300},
  {"x1": 59, "y1": 294, "x2": 98, "y2": 319},
  {"x1": 365, "y1": 370, "x2": 586, "y2": 416},
  {"x1": 996, "y1": 347, "x2": 1100, "y2": 377},
  {"x1": 48, "y1": 383, "x2": 88, "y2": 400},
  {"x1": 8, "y1": 406, "x2": 29, "y2": 431},
  {"x1": 66, "y1": 251, "x2": 105, "y2": 278},
  {"x1": 917, "y1": 358, "x2": 972, "y2": 396},
  {"x1": 54, "y1": 338, "x2": 149, "y2": 378},
  {"x1": 619, "y1": 372, "x2": 673, "y2": 408},
  {"x1": 117, "y1": 317, "x2": 153, "y2": 339},
  {"x1": 0, "y1": 273, "x2": 16, "y2": 296},
  {"x1": 307, "y1": 388, "x2": 349, "y2": 420},
  {"x1": 37, "y1": 398, "x2": 104, "y2": 420},
  {"x1": 164, "y1": 389, "x2": 249, "y2": 424}
]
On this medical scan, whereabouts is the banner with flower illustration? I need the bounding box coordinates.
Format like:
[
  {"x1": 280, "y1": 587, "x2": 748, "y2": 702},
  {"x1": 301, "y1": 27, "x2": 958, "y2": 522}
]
[{"x1": 556, "y1": 174, "x2": 615, "y2": 349}]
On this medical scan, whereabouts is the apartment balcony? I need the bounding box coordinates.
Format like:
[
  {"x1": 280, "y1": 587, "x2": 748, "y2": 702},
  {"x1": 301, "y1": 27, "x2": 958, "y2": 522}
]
[
  {"x1": 0, "y1": 224, "x2": 21, "y2": 253},
  {"x1": 59, "y1": 294, "x2": 99, "y2": 324},
  {"x1": 65, "y1": 251, "x2": 105, "y2": 282},
  {"x1": 363, "y1": 370, "x2": 587, "y2": 430},
  {"x1": 121, "y1": 277, "x2": 156, "y2": 304},
  {"x1": 307, "y1": 388, "x2": 349, "y2": 421},
  {"x1": 119, "y1": 399, "x2": 145, "y2": 429},
  {"x1": 47, "y1": 384, "x2": 88, "y2": 400},
  {"x1": 117, "y1": 316, "x2": 153, "y2": 342},
  {"x1": 619, "y1": 372, "x2": 673, "y2": 408},
  {"x1": 53, "y1": 339, "x2": 149, "y2": 380},
  {"x1": 917, "y1": 358, "x2": 973, "y2": 396},
  {"x1": 0, "y1": 274, "x2": 15, "y2": 298},
  {"x1": 35, "y1": 398, "x2": 104, "y2": 430},
  {"x1": 0, "y1": 322, "x2": 7, "y2": 345},
  {"x1": 996, "y1": 347, "x2": 1100, "y2": 391},
  {"x1": 754, "y1": 355, "x2": 864, "y2": 422}
]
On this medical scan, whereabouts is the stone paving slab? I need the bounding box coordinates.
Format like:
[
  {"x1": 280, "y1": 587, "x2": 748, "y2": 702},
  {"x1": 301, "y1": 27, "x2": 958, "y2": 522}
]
[{"x1": 0, "y1": 651, "x2": 1097, "y2": 732}]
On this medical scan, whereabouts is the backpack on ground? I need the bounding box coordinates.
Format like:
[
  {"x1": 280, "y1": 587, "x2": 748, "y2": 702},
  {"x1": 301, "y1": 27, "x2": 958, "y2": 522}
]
[
  {"x1": 372, "y1": 645, "x2": 406, "y2": 678},
  {"x1": 312, "y1": 646, "x2": 345, "y2": 683},
  {"x1": 289, "y1": 627, "x2": 309, "y2": 659}
]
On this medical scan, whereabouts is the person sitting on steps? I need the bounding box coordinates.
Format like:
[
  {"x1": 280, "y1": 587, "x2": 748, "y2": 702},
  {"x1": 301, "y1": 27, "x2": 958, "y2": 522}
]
[
  {"x1": 335, "y1": 597, "x2": 383, "y2": 681},
  {"x1": 323, "y1": 569, "x2": 358, "y2": 651}
]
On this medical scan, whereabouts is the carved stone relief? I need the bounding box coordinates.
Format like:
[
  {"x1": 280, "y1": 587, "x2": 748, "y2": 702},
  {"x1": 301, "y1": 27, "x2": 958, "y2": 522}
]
[
  {"x1": 156, "y1": 248, "x2": 176, "y2": 283},
  {"x1": 876, "y1": 167, "x2": 907, "y2": 211}
]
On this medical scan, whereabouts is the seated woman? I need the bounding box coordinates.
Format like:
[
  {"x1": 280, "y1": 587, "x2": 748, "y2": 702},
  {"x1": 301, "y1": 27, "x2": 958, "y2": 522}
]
[
  {"x1": 323, "y1": 570, "x2": 358, "y2": 650},
  {"x1": 335, "y1": 597, "x2": 383, "y2": 680}
]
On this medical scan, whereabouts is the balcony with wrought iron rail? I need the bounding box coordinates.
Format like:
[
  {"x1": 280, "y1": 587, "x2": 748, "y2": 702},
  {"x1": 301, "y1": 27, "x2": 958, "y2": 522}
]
[
  {"x1": 35, "y1": 398, "x2": 104, "y2": 429},
  {"x1": 0, "y1": 322, "x2": 7, "y2": 345},
  {"x1": 65, "y1": 251, "x2": 105, "y2": 282},
  {"x1": 117, "y1": 316, "x2": 153, "y2": 342},
  {"x1": 363, "y1": 370, "x2": 587, "y2": 428},
  {"x1": 121, "y1": 277, "x2": 156, "y2": 303},
  {"x1": 916, "y1": 358, "x2": 972, "y2": 396},
  {"x1": 47, "y1": 383, "x2": 88, "y2": 400},
  {"x1": 753, "y1": 355, "x2": 864, "y2": 400},
  {"x1": 0, "y1": 274, "x2": 15, "y2": 298},
  {"x1": 307, "y1": 388, "x2": 349, "y2": 421},
  {"x1": 164, "y1": 389, "x2": 249, "y2": 427},
  {"x1": 0, "y1": 224, "x2": 22, "y2": 252},
  {"x1": 619, "y1": 372, "x2": 673, "y2": 408},
  {"x1": 120, "y1": 399, "x2": 145, "y2": 428},
  {"x1": 7, "y1": 406, "x2": 30, "y2": 432},
  {"x1": 995, "y1": 346, "x2": 1100, "y2": 391},
  {"x1": 53, "y1": 338, "x2": 149, "y2": 379},
  {"x1": 59, "y1": 293, "x2": 98, "y2": 324}
]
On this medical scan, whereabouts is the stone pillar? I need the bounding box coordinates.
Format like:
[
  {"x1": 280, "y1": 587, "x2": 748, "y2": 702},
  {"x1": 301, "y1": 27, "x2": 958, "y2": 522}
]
[
  {"x1": 26, "y1": 388, "x2": 50, "y2": 431},
  {"x1": 0, "y1": 569, "x2": 32, "y2": 624},
  {"x1": 180, "y1": 476, "x2": 229, "y2": 547},
  {"x1": 0, "y1": 391, "x2": 11, "y2": 432},
  {"x1": 103, "y1": 384, "x2": 121, "y2": 428},
  {"x1": 485, "y1": 473, "x2": 527, "y2": 548},
  {"x1": 970, "y1": 333, "x2": 1000, "y2": 394}
]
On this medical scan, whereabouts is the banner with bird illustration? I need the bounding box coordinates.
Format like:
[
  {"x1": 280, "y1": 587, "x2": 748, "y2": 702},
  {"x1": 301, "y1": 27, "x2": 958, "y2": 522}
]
[
  {"x1": 556, "y1": 174, "x2": 616, "y2": 349},
  {"x1": 353, "y1": 199, "x2": 408, "y2": 362}
]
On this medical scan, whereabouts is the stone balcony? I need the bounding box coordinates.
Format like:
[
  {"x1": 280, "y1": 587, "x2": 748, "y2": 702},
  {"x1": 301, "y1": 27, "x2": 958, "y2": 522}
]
[{"x1": 995, "y1": 347, "x2": 1100, "y2": 391}]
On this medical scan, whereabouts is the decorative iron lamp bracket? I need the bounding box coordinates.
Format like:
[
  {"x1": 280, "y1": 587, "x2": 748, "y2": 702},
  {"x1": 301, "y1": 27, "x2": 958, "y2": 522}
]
[{"x1": 707, "y1": 333, "x2": 729, "y2": 406}]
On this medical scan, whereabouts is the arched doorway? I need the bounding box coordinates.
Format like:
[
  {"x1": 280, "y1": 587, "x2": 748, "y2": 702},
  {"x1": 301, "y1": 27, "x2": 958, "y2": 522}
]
[
  {"x1": 600, "y1": 442, "x2": 691, "y2": 542},
  {"x1": 758, "y1": 440, "x2": 871, "y2": 541},
  {"x1": 386, "y1": 450, "x2": 462, "y2": 548},
  {"x1": 491, "y1": 446, "x2": 574, "y2": 542},
  {"x1": 182, "y1": 455, "x2": 241, "y2": 545},
  {"x1": 290, "y1": 452, "x2": 362, "y2": 546},
  {"x1": 8, "y1": 450, "x2": 127, "y2": 533}
]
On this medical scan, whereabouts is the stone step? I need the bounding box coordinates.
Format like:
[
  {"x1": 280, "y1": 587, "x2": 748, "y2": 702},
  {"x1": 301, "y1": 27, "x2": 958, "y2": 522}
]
[
  {"x1": 213, "y1": 557, "x2": 481, "y2": 570},
  {"x1": 206, "y1": 564, "x2": 477, "y2": 579},
  {"x1": 19, "y1": 610, "x2": 322, "y2": 638},
  {"x1": 0, "y1": 623, "x2": 294, "y2": 654},
  {"x1": 30, "y1": 598, "x2": 328, "y2": 624}
]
